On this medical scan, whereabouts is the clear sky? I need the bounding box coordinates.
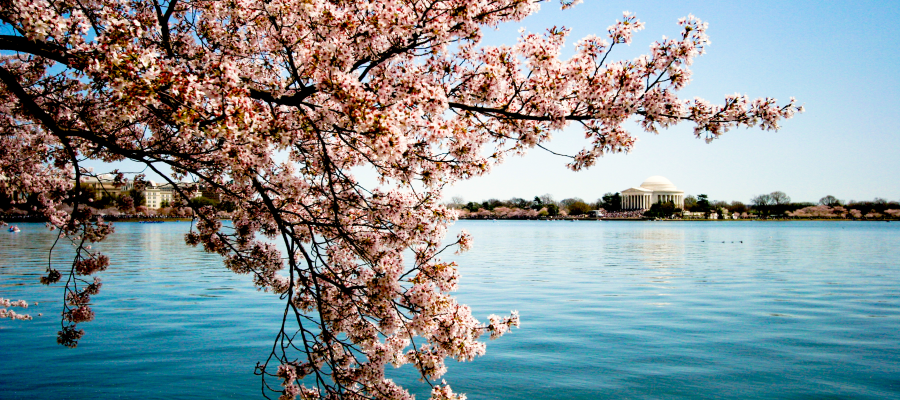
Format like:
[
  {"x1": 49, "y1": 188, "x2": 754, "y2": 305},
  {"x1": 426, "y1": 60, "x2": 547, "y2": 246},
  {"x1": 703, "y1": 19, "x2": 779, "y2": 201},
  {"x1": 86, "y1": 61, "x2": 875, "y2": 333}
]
[
  {"x1": 446, "y1": 0, "x2": 900, "y2": 205},
  {"x1": 83, "y1": 0, "x2": 900, "y2": 205}
]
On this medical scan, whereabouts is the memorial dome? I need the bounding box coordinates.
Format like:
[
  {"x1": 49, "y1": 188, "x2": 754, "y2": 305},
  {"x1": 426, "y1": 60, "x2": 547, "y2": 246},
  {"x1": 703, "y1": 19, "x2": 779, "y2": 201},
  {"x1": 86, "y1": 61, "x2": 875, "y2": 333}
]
[{"x1": 639, "y1": 176, "x2": 677, "y2": 191}]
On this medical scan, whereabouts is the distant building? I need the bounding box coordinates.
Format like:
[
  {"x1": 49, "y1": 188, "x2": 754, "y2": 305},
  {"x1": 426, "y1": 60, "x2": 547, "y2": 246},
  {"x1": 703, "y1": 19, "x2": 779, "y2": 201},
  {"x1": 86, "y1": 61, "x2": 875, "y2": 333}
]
[
  {"x1": 144, "y1": 181, "x2": 201, "y2": 209},
  {"x1": 71, "y1": 176, "x2": 201, "y2": 209},
  {"x1": 621, "y1": 176, "x2": 685, "y2": 210},
  {"x1": 77, "y1": 175, "x2": 133, "y2": 198}
]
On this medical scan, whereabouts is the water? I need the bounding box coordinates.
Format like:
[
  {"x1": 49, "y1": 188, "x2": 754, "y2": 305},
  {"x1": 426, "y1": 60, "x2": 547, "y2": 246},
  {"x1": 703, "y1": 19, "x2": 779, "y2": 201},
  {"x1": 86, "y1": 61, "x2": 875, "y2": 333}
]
[{"x1": 1, "y1": 220, "x2": 899, "y2": 399}]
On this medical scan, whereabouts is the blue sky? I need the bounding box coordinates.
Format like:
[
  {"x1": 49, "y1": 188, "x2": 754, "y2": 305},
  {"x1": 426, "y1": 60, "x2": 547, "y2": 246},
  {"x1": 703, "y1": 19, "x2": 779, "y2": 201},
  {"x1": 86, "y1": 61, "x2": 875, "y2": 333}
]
[{"x1": 447, "y1": 0, "x2": 900, "y2": 204}]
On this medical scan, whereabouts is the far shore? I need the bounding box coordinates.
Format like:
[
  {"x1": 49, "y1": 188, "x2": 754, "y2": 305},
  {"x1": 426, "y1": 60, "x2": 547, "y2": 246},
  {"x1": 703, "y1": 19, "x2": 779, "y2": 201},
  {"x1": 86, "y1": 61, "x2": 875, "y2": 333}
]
[
  {"x1": 457, "y1": 216, "x2": 897, "y2": 222},
  {"x1": 3, "y1": 213, "x2": 896, "y2": 225}
]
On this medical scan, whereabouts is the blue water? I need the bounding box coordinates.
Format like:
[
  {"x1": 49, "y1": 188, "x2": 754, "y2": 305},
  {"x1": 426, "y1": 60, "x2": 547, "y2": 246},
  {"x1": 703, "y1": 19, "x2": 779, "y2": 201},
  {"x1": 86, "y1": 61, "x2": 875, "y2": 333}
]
[{"x1": 1, "y1": 220, "x2": 899, "y2": 399}]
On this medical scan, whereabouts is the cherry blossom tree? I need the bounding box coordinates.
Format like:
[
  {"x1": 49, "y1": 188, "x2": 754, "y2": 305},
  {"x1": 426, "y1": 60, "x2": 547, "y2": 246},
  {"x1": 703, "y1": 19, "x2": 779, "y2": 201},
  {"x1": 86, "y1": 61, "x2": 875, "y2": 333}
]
[{"x1": 0, "y1": 0, "x2": 801, "y2": 398}]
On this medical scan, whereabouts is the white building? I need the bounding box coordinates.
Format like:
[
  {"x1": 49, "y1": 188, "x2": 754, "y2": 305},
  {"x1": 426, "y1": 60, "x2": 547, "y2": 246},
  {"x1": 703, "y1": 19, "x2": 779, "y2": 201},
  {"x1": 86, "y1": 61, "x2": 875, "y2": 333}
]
[
  {"x1": 621, "y1": 176, "x2": 685, "y2": 210},
  {"x1": 77, "y1": 174, "x2": 133, "y2": 198},
  {"x1": 144, "y1": 181, "x2": 202, "y2": 209}
]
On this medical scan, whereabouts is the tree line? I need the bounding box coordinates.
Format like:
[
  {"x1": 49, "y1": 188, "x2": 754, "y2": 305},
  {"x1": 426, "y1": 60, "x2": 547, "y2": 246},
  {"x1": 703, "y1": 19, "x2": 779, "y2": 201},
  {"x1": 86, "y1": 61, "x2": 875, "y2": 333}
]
[
  {"x1": 0, "y1": 184, "x2": 235, "y2": 219},
  {"x1": 450, "y1": 191, "x2": 900, "y2": 220},
  {"x1": 449, "y1": 193, "x2": 623, "y2": 218}
]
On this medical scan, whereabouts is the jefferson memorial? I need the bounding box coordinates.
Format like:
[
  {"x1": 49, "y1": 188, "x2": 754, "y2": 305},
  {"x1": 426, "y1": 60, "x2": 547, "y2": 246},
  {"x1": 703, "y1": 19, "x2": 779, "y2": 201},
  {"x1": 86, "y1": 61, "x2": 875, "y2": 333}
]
[{"x1": 621, "y1": 176, "x2": 685, "y2": 210}]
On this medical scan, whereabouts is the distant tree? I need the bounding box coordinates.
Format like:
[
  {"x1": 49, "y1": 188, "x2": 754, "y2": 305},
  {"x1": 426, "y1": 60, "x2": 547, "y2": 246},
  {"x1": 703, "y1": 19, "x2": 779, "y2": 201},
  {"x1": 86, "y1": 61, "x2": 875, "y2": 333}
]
[
  {"x1": 530, "y1": 196, "x2": 544, "y2": 210},
  {"x1": 600, "y1": 192, "x2": 622, "y2": 212},
  {"x1": 696, "y1": 194, "x2": 712, "y2": 217},
  {"x1": 712, "y1": 200, "x2": 728, "y2": 210},
  {"x1": 481, "y1": 198, "x2": 502, "y2": 211},
  {"x1": 751, "y1": 193, "x2": 774, "y2": 217},
  {"x1": 644, "y1": 201, "x2": 678, "y2": 219},
  {"x1": 770, "y1": 191, "x2": 790, "y2": 205},
  {"x1": 560, "y1": 197, "x2": 584, "y2": 209},
  {"x1": 91, "y1": 192, "x2": 118, "y2": 209},
  {"x1": 188, "y1": 196, "x2": 219, "y2": 209},
  {"x1": 728, "y1": 201, "x2": 748, "y2": 214},
  {"x1": 819, "y1": 195, "x2": 841, "y2": 206},
  {"x1": 508, "y1": 197, "x2": 530, "y2": 209},
  {"x1": 539, "y1": 194, "x2": 556, "y2": 207},
  {"x1": 769, "y1": 191, "x2": 791, "y2": 216},
  {"x1": 449, "y1": 196, "x2": 466, "y2": 208},
  {"x1": 788, "y1": 205, "x2": 844, "y2": 219},
  {"x1": 683, "y1": 194, "x2": 698, "y2": 211},
  {"x1": 128, "y1": 188, "x2": 146, "y2": 207},
  {"x1": 567, "y1": 201, "x2": 592, "y2": 216},
  {"x1": 546, "y1": 204, "x2": 560, "y2": 217},
  {"x1": 464, "y1": 202, "x2": 481, "y2": 213}
]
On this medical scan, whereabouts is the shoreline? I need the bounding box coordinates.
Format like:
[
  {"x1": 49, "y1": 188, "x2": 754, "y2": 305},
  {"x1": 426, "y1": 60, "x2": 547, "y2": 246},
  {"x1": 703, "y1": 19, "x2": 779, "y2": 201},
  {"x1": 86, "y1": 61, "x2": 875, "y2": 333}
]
[{"x1": 457, "y1": 216, "x2": 896, "y2": 222}]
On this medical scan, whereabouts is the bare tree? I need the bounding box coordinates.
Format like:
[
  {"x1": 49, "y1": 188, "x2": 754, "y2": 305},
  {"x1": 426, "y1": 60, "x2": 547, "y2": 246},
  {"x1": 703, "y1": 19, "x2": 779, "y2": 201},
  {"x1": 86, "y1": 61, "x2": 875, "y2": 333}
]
[
  {"x1": 770, "y1": 191, "x2": 791, "y2": 205},
  {"x1": 448, "y1": 196, "x2": 466, "y2": 208},
  {"x1": 818, "y1": 195, "x2": 841, "y2": 206},
  {"x1": 751, "y1": 193, "x2": 774, "y2": 217},
  {"x1": 539, "y1": 194, "x2": 556, "y2": 206}
]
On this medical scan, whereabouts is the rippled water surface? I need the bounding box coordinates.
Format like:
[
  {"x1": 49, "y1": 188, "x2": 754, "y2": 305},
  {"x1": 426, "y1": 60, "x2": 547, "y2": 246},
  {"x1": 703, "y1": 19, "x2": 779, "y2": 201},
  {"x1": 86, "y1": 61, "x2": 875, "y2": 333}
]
[{"x1": 1, "y1": 220, "x2": 899, "y2": 399}]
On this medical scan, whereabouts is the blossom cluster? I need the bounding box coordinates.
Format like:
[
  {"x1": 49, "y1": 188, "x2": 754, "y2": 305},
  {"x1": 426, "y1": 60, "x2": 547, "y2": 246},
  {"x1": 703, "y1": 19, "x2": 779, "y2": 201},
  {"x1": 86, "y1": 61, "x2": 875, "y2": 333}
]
[{"x1": 0, "y1": 298, "x2": 33, "y2": 321}]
